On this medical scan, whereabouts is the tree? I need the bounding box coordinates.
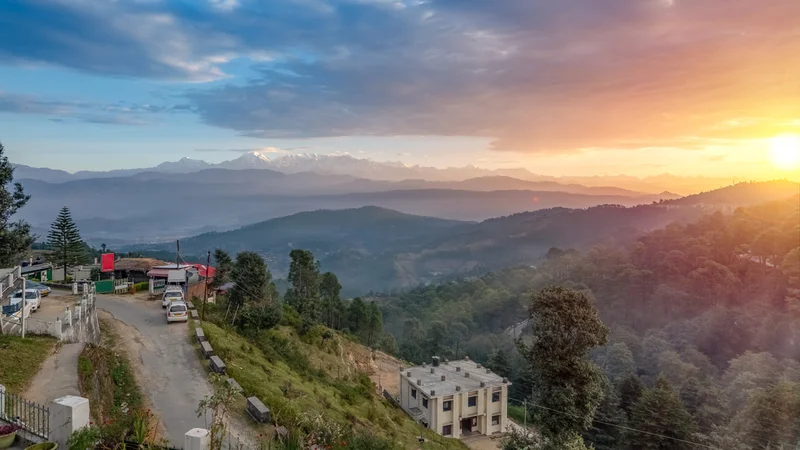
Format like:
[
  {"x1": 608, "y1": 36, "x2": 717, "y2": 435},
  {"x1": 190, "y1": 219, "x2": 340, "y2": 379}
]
[
  {"x1": 47, "y1": 206, "x2": 86, "y2": 277},
  {"x1": 229, "y1": 251, "x2": 272, "y2": 307},
  {"x1": 626, "y1": 377, "x2": 697, "y2": 449},
  {"x1": 518, "y1": 286, "x2": 609, "y2": 448},
  {"x1": 734, "y1": 381, "x2": 800, "y2": 449},
  {"x1": 320, "y1": 272, "x2": 343, "y2": 328},
  {"x1": 584, "y1": 380, "x2": 626, "y2": 450},
  {"x1": 347, "y1": 297, "x2": 368, "y2": 335},
  {"x1": 603, "y1": 343, "x2": 637, "y2": 384},
  {"x1": 285, "y1": 249, "x2": 321, "y2": 327},
  {"x1": 617, "y1": 374, "x2": 644, "y2": 419},
  {"x1": 488, "y1": 349, "x2": 512, "y2": 378},
  {"x1": 426, "y1": 321, "x2": 449, "y2": 358},
  {"x1": 0, "y1": 141, "x2": 33, "y2": 267},
  {"x1": 365, "y1": 301, "x2": 383, "y2": 347},
  {"x1": 210, "y1": 249, "x2": 233, "y2": 290}
]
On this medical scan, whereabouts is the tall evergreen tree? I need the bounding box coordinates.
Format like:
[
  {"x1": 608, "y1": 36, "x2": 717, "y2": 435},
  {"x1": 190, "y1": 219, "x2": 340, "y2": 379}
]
[
  {"x1": 366, "y1": 301, "x2": 383, "y2": 347},
  {"x1": 347, "y1": 297, "x2": 368, "y2": 334},
  {"x1": 210, "y1": 248, "x2": 234, "y2": 290},
  {"x1": 617, "y1": 374, "x2": 645, "y2": 419},
  {"x1": 626, "y1": 377, "x2": 697, "y2": 449},
  {"x1": 320, "y1": 272, "x2": 343, "y2": 328},
  {"x1": 285, "y1": 249, "x2": 321, "y2": 326},
  {"x1": 47, "y1": 206, "x2": 85, "y2": 278},
  {"x1": 0, "y1": 141, "x2": 33, "y2": 267},
  {"x1": 583, "y1": 379, "x2": 626, "y2": 450},
  {"x1": 229, "y1": 251, "x2": 272, "y2": 307},
  {"x1": 488, "y1": 349, "x2": 512, "y2": 378},
  {"x1": 518, "y1": 286, "x2": 609, "y2": 449}
]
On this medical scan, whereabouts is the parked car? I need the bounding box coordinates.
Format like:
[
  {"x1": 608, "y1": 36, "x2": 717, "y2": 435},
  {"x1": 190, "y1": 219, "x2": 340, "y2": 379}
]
[
  {"x1": 166, "y1": 301, "x2": 189, "y2": 323},
  {"x1": 25, "y1": 281, "x2": 51, "y2": 297},
  {"x1": 10, "y1": 289, "x2": 41, "y2": 313},
  {"x1": 161, "y1": 286, "x2": 185, "y2": 308}
]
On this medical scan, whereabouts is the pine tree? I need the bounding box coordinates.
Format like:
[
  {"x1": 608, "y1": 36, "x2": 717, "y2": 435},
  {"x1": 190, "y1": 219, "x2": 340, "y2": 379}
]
[
  {"x1": 489, "y1": 349, "x2": 512, "y2": 378},
  {"x1": 583, "y1": 379, "x2": 626, "y2": 450},
  {"x1": 210, "y1": 248, "x2": 233, "y2": 290},
  {"x1": 617, "y1": 374, "x2": 644, "y2": 419},
  {"x1": 320, "y1": 272, "x2": 343, "y2": 328},
  {"x1": 0, "y1": 141, "x2": 33, "y2": 267},
  {"x1": 366, "y1": 301, "x2": 383, "y2": 347},
  {"x1": 229, "y1": 251, "x2": 272, "y2": 307},
  {"x1": 626, "y1": 377, "x2": 697, "y2": 449},
  {"x1": 47, "y1": 206, "x2": 86, "y2": 278},
  {"x1": 285, "y1": 249, "x2": 321, "y2": 327}
]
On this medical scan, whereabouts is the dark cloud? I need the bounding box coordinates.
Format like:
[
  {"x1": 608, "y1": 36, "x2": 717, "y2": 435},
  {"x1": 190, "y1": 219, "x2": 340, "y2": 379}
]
[
  {"x1": 0, "y1": 91, "x2": 186, "y2": 126},
  {"x1": 1, "y1": 0, "x2": 799, "y2": 152}
]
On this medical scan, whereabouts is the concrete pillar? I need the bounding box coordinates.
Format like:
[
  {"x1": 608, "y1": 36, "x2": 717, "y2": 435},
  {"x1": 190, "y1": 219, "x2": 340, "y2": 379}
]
[
  {"x1": 49, "y1": 395, "x2": 90, "y2": 448},
  {"x1": 184, "y1": 428, "x2": 210, "y2": 450},
  {"x1": 0, "y1": 384, "x2": 6, "y2": 420},
  {"x1": 72, "y1": 282, "x2": 78, "y2": 295},
  {"x1": 453, "y1": 392, "x2": 461, "y2": 439}
]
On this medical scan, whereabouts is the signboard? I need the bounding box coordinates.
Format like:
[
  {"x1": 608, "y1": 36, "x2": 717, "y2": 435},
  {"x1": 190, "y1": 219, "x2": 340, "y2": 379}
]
[
  {"x1": 101, "y1": 253, "x2": 115, "y2": 273},
  {"x1": 168, "y1": 269, "x2": 187, "y2": 284}
]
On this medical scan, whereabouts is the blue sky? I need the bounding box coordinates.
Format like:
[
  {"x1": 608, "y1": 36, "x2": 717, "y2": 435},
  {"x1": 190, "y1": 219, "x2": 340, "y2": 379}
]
[{"x1": 1, "y1": 0, "x2": 799, "y2": 178}]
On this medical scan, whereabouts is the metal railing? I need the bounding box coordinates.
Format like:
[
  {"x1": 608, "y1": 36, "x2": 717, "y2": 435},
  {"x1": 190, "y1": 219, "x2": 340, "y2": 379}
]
[{"x1": 1, "y1": 391, "x2": 49, "y2": 439}]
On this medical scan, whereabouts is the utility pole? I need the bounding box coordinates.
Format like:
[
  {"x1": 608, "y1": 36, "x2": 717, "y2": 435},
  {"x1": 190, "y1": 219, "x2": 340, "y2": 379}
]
[
  {"x1": 202, "y1": 249, "x2": 210, "y2": 321},
  {"x1": 523, "y1": 399, "x2": 527, "y2": 429},
  {"x1": 175, "y1": 240, "x2": 180, "y2": 270},
  {"x1": 20, "y1": 277, "x2": 26, "y2": 338}
]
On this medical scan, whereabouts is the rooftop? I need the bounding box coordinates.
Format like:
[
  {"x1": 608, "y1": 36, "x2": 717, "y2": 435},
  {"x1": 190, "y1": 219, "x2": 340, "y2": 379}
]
[{"x1": 400, "y1": 358, "x2": 509, "y2": 398}]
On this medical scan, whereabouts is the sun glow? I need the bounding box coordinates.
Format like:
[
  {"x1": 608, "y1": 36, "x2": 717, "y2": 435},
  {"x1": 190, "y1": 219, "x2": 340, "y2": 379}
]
[{"x1": 768, "y1": 134, "x2": 800, "y2": 171}]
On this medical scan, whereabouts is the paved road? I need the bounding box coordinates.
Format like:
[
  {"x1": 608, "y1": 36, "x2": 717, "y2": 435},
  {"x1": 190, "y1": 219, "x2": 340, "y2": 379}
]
[{"x1": 97, "y1": 295, "x2": 212, "y2": 447}]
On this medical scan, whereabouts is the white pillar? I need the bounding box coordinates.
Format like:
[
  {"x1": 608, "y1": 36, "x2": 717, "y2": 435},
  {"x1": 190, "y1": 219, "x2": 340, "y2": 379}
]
[
  {"x1": 72, "y1": 282, "x2": 78, "y2": 295},
  {"x1": 49, "y1": 396, "x2": 90, "y2": 448},
  {"x1": 184, "y1": 428, "x2": 210, "y2": 450}
]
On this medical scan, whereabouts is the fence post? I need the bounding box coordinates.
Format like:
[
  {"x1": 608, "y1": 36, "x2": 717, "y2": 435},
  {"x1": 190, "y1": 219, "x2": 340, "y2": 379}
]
[
  {"x1": 0, "y1": 384, "x2": 6, "y2": 420},
  {"x1": 185, "y1": 428, "x2": 210, "y2": 450},
  {"x1": 49, "y1": 395, "x2": 90, "y2": 448}
]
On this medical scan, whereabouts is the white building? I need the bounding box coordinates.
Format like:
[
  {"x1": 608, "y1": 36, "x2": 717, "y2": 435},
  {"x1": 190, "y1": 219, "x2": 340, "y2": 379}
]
[{"x1": 399, "y1": 357, "x2": 510, "y2": 438}]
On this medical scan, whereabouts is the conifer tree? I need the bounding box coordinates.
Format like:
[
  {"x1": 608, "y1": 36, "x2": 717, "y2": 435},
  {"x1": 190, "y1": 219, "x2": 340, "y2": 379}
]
[
  {"x1": 47, "y1": 206, "x2": 85, "y2": 278},
  {"x1": 626, "y1": 377, "x2": 697, "y2": 449}
]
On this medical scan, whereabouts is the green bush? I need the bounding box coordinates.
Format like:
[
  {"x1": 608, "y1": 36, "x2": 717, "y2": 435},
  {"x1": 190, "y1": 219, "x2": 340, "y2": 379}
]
[{"x1": 133, "y1": 281, "x2": 149, "y2": 292}]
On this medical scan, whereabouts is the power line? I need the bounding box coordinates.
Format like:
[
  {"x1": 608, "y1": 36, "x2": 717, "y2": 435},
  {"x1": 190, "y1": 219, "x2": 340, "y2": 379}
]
[{"x1": 507, "y1": 396, "x2": 722, "y2": 450}]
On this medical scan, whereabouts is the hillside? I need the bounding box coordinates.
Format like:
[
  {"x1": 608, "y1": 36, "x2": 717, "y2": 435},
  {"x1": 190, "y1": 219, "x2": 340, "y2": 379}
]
[
  {"x1": 379, "y1": 195, "x2": 800, "y2": 448},
  {"x1": 197, "y1": 318, "x2": 466, "y2": 449},
  {"x1": 665, "y1": 180, "x2": 799, "y2": 206}
]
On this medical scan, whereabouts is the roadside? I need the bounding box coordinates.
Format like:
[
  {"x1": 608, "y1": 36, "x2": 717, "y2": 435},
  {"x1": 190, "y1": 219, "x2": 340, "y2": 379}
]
[
  {"x1": 97, "y1": 294, "x2": 212, "y2": 447},
  {"x1": 0, "y1": 335, "x2": 56, "y2": 393},
  {"x1": 24, "y1": 342, "x2": 84, "y2": 405}
]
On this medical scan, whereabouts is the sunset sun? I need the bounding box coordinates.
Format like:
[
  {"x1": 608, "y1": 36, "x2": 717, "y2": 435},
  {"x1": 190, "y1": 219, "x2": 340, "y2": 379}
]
[{"x1": 769, "y1": 135, "x2": 800, "y2": 171}]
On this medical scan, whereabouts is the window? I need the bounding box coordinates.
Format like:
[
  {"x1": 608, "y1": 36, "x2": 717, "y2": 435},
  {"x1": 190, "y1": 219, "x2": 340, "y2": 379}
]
[
  {"x1": 422, "y1": 398, "x2": 429, "y2": 409},
  {"x1": 443, "y1": 400, "x2": 452, "y2": 411},
  {"x1": 443, "y1": 425, "x2": 452, "y2": 436},
  {"x1": 492, "y1": 392, "x2": 501, "y2": 403},
  {"x1": 492, "y1": 415, "x2": 500, "y2": 426},
  {"x1": 468, "y1": 396, "x2": 477, "y2": 407},
  {"x1": 411, "y1": 388, "x2": 417, "y2": 399}
]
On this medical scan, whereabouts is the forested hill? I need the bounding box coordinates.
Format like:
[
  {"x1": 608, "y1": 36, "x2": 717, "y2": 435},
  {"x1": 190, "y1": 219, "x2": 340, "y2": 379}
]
[
  {"x1": 379, "y1": 195, "x2": 800, "y2": 448},
  {"x1": 664, "y1": 179, "x2": 799, "y2": 206}
]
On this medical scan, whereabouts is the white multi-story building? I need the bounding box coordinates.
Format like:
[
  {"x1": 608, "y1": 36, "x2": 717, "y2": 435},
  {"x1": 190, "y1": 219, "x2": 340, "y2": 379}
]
[{"x1": 399, "y1": 357, "x2": 511, "y2": 438}]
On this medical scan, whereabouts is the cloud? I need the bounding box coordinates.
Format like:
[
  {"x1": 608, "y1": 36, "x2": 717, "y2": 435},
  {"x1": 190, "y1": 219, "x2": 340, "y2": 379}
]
[
  {"x1": 0, "y1": 91, "x2": 186, "y2": 126},
  {"x1": 1, "y1": 0, "x2": 800, "y2": 152},
  {"x1": 194, "y1": 146, "x2": 290, "y2": 154}
]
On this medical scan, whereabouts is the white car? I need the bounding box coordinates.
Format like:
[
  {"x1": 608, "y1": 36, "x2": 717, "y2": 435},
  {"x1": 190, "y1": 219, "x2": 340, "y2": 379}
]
[
  {"x1": 166, "y1": 301, "x2": 189, "y2": 323},
  {"x1": 161, "y1": 288, "x2": 184, "y2": 308},
  {"x1": 9, "y1": 289, "x2": 41, "y2": 315}
]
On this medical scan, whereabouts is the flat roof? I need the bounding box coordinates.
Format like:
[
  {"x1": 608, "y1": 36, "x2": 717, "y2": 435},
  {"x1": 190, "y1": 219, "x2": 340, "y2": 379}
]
[{"x1": 400, "y1": 358, "x2": 509, "y2": 398}]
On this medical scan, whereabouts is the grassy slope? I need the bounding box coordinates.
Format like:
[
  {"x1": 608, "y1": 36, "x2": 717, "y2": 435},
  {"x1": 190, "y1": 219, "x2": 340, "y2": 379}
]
[
  {"x1": 0, "y1": 335, "x2": 56, "y2": 393},
  {"x1": 77, "y1": 319, "x2": 145, "y2": 437},
  {"x1": 199, "y1": 322, "x2": 467, "y2": 449}
]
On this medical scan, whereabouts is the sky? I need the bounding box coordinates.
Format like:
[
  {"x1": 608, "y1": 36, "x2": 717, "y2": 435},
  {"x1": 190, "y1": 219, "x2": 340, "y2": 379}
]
[{"x1": 0, "y1": 0, "x2": 799, "y2": 179}]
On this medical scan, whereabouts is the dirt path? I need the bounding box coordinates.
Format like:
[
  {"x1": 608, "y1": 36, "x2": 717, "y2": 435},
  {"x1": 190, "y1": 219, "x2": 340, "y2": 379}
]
[{"x1": 24, "y1": 342, "x2": 84, "y2": 405}]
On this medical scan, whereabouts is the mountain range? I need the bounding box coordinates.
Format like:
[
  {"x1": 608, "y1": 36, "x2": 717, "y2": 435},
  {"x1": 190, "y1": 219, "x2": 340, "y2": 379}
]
[{"x1": 13, "y1": 151, "x2": 744, "y2": 194}]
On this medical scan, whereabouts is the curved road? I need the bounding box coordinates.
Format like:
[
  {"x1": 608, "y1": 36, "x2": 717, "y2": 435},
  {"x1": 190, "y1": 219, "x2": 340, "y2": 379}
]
[{"x1": 97, "y1": 294, "x2": 212, "y2": 447}]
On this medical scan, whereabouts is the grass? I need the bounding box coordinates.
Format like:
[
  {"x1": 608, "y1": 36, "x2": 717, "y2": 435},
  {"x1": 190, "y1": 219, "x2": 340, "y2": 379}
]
[
  {"x1": 0, "y1": 335, "x2": 56, "y2": 393},
  {"x1": 77, "y1": 319, "x2": 144, "y2": 441},
  {"x1": 195, "y1": 315, "x2": 467, "y2": 450},
  {"x1": 508, "y1": 404, "x2": 528, "y2": 427}
]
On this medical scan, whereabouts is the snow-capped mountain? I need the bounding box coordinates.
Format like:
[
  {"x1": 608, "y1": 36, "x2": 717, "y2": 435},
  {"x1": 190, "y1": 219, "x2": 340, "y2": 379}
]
[
  {"x1": 217, "y1": 151, "x2": 272, "y2": 170},
  {"x1": 154, "y1": 157, "x2": 212, "y2": 173}
]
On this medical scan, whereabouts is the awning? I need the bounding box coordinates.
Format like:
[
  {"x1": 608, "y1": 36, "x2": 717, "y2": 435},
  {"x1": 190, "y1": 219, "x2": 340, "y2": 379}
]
[
  {"x1": 147, "y1": 269, "x2": 171, "y2": 278},
  {"x1": 147, "y1": 264, "x2": 216, "y2": 278}
]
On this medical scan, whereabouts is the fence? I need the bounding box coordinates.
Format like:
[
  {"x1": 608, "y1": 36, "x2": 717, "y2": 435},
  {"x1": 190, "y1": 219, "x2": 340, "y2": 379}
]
[
  {"x1": 1, "y1": 390, "x2": 50, "y2": 439},
  {"x1": 95, "y1": 279, "x2": 114, "y2": 294}
]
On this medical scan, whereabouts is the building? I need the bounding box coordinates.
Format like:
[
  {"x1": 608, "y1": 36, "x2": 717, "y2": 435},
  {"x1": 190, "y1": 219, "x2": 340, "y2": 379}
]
[
  {"x1": 113, "y1": 258, "x2": 169, "y2": 283},
  {"x1": 399, "y1": 357, "x2": 510, "y2": 438}
]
